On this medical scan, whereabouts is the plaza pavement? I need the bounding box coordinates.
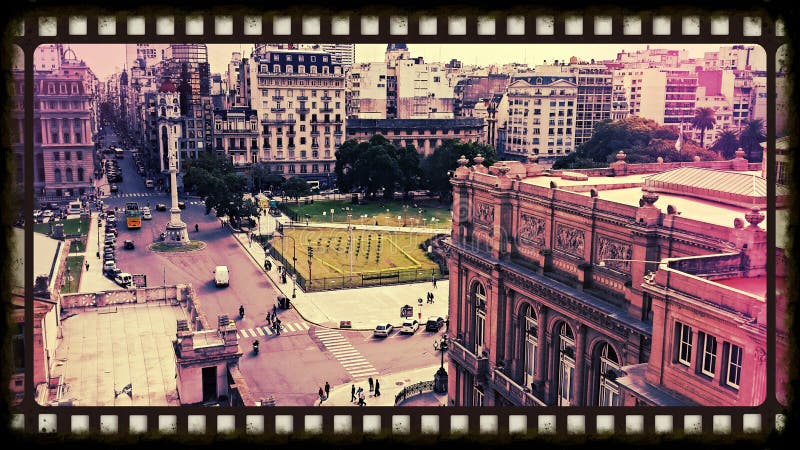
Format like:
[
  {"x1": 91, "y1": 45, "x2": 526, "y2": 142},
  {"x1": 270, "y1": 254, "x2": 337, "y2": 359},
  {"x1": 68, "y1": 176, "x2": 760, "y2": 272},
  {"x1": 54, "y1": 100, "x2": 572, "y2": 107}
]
[
  {"x1": 231, "y1": 230, "x2": 450, "y2": 331},
  {"x1": 315, "y1": 365, "x2": 448, "y2": 407}
]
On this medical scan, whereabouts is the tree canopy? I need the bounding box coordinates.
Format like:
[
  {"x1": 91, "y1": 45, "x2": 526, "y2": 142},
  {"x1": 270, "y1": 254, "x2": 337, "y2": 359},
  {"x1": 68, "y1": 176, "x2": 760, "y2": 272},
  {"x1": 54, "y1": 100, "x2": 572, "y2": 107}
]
[
  {"x1": 690, "y1": 107, "x2": 716, "y2": 148},
  {"x1": 182, "y1": 153, "x2": 252, "y2": 224},
  {"x1": 421, "y1": 140, "x2": 496, "y2": 199},
  {"x1": 739, "y1": 119, "x2": 766, "y2": 162},
  {"x1": 334, "y1": 135, "x2": 419, "y2": 199},
  {"x1": 282, "y1": 176, "x2": 312, "y2": 203},
  {"x1": 553, "y1": 116, "x2": 722, "y2": 169}
]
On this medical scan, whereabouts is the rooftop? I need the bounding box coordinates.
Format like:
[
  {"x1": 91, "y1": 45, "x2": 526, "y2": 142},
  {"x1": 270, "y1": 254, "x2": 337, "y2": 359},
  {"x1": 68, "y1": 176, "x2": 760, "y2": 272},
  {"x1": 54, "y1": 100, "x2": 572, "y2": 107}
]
[
  {"x1": 712, "y1": 276, "x2": 766, "y2": 298},
  {"x1": 14, "y1": 227, "x2": 62, "y2": 290}
]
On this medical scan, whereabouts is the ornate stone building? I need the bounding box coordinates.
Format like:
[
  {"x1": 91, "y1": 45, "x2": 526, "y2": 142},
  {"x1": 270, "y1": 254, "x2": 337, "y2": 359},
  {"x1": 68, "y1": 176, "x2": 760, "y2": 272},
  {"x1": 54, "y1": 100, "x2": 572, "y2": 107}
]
[{"x1": 444, "y1": 153, "x2": 784, "y2": 407}]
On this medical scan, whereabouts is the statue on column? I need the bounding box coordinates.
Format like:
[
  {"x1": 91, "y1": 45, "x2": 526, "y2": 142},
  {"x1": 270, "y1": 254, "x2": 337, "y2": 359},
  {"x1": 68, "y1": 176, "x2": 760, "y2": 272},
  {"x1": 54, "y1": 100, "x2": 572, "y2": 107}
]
[{"x1": 164, "y1": 139, "x2": 189, "y2": 244}]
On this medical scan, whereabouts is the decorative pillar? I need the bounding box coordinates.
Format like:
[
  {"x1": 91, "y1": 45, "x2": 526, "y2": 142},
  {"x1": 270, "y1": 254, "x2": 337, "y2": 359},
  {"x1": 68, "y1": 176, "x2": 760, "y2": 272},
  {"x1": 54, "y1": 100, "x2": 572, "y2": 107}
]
[
  {"x1": 502, "y1": 288, "x2": 514, "y2": 368},
  {"x1": 534, "y1": 305, "x2": 549, "y2": 392},
  {"x1": 164, "y1": 132, "x2": 189, "y2": 244},
  {"x1": 573, "y1": 322, "x2": 587, "y2": 405}
]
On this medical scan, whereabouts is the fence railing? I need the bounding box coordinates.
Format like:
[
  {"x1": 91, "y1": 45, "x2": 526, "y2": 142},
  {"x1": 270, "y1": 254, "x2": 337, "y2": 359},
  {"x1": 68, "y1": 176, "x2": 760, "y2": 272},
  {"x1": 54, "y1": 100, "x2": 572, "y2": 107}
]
[{"x1": 394, "y1": 380, "x2": 435, "y2": 406}]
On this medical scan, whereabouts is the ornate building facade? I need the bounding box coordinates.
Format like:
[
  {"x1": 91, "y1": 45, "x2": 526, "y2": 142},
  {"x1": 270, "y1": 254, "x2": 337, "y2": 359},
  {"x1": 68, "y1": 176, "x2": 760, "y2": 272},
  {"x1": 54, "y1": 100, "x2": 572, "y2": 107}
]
[{"x1": 444, "y1": 153, "x2": 784, "y2": 407}]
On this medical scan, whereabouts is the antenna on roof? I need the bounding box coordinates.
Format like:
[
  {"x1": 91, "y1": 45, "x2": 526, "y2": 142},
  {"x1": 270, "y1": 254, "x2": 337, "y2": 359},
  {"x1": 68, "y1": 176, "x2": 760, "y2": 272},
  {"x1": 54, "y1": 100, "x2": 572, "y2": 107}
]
[{"x1": 752, "y1": 174, "x2": 756, "y2": 205}]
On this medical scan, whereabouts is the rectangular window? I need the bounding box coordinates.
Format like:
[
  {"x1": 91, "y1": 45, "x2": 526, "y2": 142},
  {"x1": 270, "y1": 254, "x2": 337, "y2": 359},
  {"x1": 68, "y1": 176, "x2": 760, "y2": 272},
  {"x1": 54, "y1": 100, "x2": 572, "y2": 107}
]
[
  {"x1": 726, "y1": 344, "x2": 742, "y2": 389},
  {"x1": 701, "y1": 334, "x2": 717, "y2": 377},
  {"x1": 76, "y1": 151, "x2": 83, "y2": 161},
  {"x1": 54, "y1": 151, "x2": 60, "y2": 161},
  {"x1": 65, "y1": 151, "x2": 71, "y2": 161},
  {"x1": 676, "y1": 322, "x2": 693, "y2": 367}
]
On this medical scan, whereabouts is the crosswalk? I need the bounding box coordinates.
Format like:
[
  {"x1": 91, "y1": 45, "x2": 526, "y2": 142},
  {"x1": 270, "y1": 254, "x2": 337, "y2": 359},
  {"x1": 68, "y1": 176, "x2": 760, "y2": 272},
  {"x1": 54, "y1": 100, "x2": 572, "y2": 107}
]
[
  {"x1": 237, "y1": 321, "x2": 310, "y2": 338},
  {"x1": 314, "y1": 328, "x2": 379, "y2": 380}
]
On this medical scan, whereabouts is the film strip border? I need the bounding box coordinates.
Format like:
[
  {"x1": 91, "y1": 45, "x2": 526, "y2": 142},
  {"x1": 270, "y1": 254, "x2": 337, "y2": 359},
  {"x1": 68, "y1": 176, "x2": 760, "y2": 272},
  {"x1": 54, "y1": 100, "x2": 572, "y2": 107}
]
[
  {"x1": 9, "y1": 8, "x2": 787, "y2": 441},
  {"x1": 9, "y1": 14, "x2": 786, "y2": 42},
  {"x1": 9, "y1": 408, "x2": 789, "y2": 436}
]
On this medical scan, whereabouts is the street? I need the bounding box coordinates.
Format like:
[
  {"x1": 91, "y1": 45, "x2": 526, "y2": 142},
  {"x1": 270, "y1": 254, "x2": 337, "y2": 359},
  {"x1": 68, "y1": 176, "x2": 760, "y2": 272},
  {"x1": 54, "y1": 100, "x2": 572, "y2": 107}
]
[{"x1": 94, "y1": 146, "x2": 446, "y2": 406}]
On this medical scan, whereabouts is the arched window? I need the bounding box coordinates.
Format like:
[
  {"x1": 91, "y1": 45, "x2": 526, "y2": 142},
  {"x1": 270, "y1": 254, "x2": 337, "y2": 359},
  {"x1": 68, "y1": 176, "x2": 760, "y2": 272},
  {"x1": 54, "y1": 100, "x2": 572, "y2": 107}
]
[
  {"x1": 161, "y1": 106, "x2": 166, "y2": 117},
  {"x1": 557, "y1": 322, "x2": 575, "y2": 406},
  {"x1": 521, "y1": 304, "x2": 538, "y2": 389},
  {"x1": 65, "y1": 167, "x2": 73, "y2": 182},
  {"x1": 472, "y1": 282, "x2": 486, "y2": 356},
  {"x1": 597, "y1": 343, "x2": 620, "y2": 406},
  {"x1": 77, "y1": 167, "x2": 84, "y2": 181}
]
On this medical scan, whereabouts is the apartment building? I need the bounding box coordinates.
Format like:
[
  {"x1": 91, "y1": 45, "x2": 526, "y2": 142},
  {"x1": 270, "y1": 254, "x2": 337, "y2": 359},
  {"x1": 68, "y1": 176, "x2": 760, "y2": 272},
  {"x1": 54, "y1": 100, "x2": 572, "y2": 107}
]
[{"x1": 250, "y1": 48, "x2": 345, "y2": 186}]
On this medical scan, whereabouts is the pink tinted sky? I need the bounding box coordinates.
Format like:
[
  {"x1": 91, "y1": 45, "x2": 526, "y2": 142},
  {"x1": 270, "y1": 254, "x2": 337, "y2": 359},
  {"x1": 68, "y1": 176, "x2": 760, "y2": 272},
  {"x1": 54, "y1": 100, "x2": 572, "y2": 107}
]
[{"x1": 61, "y1": 43, "x2": 768, "y2": 81}]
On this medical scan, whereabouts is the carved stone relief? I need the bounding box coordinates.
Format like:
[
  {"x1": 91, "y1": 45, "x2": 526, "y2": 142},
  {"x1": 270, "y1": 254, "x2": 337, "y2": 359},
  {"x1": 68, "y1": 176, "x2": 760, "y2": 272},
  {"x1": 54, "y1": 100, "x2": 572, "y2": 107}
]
[
  {"x1": 519, "y1": 214, "x2": 546, "y2": 247},
  {"x1": 555, "y1": 223, "x2": 585, "y2": 256},
  {"x1": 596, "y1": 237, "x2": 633, "y2": 272},
  {"x1": 474, "y1": 202, "x2": 494, "y2": 225}
]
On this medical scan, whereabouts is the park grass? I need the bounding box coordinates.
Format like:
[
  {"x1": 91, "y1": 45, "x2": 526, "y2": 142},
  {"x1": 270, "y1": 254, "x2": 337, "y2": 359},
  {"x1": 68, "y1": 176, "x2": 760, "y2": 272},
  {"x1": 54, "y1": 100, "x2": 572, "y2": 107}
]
[
  {"x1": 61, "y1": 255, "x2": 84, "y2": 294},
  {"x1": 280, "y1": 199, "x2": 452, "y2": 229},
  {"x1": 150, "y1": 241, "x2": 206, "y2": 252},
  {"x1": 271, "y1": 227, "x2": 440, "y2": 280},
  {"x1": 69, "y1": 237, "x2": 87, "y2": 253},
  {"x1": 34, "y1": 217, "x2": 91, "y2": 236}
]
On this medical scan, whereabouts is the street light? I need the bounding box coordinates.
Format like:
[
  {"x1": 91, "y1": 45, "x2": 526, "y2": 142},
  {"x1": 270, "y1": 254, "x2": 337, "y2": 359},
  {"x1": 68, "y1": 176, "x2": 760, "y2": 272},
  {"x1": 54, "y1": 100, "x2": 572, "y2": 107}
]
[
  {"x1": 433, "y1": 334, "x2": 449, "y2": 393},
  {"x1": 275, "y1": 234, "x2": 298, "y2": 298}
]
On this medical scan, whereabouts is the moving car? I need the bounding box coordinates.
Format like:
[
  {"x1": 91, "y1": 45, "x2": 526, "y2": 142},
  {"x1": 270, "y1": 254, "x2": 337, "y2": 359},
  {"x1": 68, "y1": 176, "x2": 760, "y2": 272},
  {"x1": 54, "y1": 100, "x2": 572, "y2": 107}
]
[
  {"x1": 110, "y1": 185, "x2": 118, "y2": 193},
  {"x1": 114, "y1": 272, "x2": 134, "y2": 288},
  {"x1": 123, "y1": 240, "x2": 135, "y2": 250},
  {"x1": 142, "y1": 210, "x2": 152, "y2": 220},
  {"x1": 145, "y1": 179, "x2": 154, "y2": 189},
  {"x1": 425, "y1": 316, "x2": 445, "y2": 332},
  {"x1": 400, "y1": 320, "x2": 420, "y2": 334},
  {"x1": 178, "y1": 201, "x2": 186, "y2": 209},
  {"x1": 155, "y1": 203, "x2": 167, "y2": 211},
  {"x1": 213, "y1": 265, "x2": 230, "y2": 287},
  {"x1": 373, "y1": 323, "x2": 394, "y2": 337}
]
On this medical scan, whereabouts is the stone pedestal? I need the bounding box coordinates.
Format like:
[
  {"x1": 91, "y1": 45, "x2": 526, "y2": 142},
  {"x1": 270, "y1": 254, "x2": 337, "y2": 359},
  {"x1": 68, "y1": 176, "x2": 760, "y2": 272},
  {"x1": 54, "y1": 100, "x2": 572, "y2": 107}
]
[{"x1": 434, "y1": 367, "x2": 449, "y2": 394}]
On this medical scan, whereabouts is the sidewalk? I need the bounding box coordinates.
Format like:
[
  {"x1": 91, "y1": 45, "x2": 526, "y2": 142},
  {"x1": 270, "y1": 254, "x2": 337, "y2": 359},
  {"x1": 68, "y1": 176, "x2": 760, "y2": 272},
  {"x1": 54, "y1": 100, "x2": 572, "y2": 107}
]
[
  {"x1": 78, "y1": 211, "x2": 124, "y2": 293},
  {"x1": 315, "y1": 365, "x2": 447, "y2": 407},
  {"x1": 232, "y1": 231, "x2": 449, "y2": 331},
  {"x1": 281, "y1": 220, "x2": 450, "y2": 235}
]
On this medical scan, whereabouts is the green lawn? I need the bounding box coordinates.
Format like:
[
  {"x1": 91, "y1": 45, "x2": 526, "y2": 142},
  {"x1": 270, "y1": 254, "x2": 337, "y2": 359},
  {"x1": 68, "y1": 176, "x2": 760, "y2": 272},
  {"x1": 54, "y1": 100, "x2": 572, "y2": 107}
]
[
  {"x1": 280, "y1": 199, "x2": 452, "y2": 229},
  {"x1": 61, "y1": 255, "x2": 85, "y2": 294},
  {"x1": 34, "y1": 217, "x2": 91, "y2": 236},
  {"x1": 69, "y1": 237, "x2": 87, "y2": 253},
  {"x1": 270, "y1": 227, "x2": 440, "y2": 282},
  {"x1": 150, "y1": 241, "x2": 206, "y2": 252}
]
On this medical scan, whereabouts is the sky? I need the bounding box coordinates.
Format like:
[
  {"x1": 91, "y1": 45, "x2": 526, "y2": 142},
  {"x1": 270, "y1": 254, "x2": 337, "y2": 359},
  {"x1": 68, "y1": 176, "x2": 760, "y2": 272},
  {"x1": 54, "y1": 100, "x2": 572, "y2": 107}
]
[{"x1": 62, "y1": 43, "x2": 768, "y2": 82}]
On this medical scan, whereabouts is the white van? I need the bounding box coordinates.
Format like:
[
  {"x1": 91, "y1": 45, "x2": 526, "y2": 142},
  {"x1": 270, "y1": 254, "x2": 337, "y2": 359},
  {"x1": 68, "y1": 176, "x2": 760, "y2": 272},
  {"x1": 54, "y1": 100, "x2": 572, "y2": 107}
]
[
  {"x1": 145, "y1": 179, "x2": 154, "y2": 189},
  {"x1": 67, "y1": 201, "x2": 82, "y2": 215},
  {"x1": 214, "y1": 265, "x2": 230, "y2": 287},
  {"x1": 114, "y1": 272, "x2": 133, "y2": 288}
]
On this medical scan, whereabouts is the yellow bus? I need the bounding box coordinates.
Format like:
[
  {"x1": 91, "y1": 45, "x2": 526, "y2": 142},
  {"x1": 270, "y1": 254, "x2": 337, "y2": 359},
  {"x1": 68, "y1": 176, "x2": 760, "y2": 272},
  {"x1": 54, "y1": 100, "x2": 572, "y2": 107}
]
[{"x1": 126, "y1": 202, "x2": 142, "y2": 229}]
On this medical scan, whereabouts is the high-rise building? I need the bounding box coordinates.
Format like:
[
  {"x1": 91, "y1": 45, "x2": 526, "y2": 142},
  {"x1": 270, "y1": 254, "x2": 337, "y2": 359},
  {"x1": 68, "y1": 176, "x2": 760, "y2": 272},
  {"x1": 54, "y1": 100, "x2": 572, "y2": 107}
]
[
  {"x1": 318, "y1": 44, "x2": 355, "y2": 66},
  {"x1": 250, "y1": 48, "x2": 345, "y2": 186}
]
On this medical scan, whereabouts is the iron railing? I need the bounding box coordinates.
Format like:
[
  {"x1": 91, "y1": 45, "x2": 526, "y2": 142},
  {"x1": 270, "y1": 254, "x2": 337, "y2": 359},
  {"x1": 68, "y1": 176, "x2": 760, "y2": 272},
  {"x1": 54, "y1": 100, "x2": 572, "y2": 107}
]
[{"x1": 394, "y1": 380, "x2": 435, "y2": 405}]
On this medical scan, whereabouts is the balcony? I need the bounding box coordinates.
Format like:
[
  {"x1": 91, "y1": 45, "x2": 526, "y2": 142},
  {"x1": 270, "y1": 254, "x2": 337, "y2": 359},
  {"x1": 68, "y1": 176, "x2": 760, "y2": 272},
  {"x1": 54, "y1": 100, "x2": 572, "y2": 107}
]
[
  {"x1": 296, "y1": 108, "x2": 310, "y2": 114},
  {"x1": 448, "y1": 338, "x2": 489, "y2": 380},
  {"x1": 271, "y1": 108, "x2": 286, "y2": 113},
  {"x1": 321, "y1": 96, "x2": 332, "y2": 101},
  {"x1": 491, "y1": 368, "x2": 547, "y2": 406},
  {"x1": 310, "y1": 130, "x2": 320, "y2": 136},
  {"x1": 262, "y1": 117, "x2": 295, "y2": 125},
  {"x1": 272, "y1": 96, "x2": 284, "y2": 101},
  {"x1": 287, "y1": 131, "x2": 296, "y2": 137},
  {"x1": 334, "y1": 130, "x2": 343, "y2": 135},
  {"x1": 320, "y1": 108, "x2": 334, "y2": 113}
]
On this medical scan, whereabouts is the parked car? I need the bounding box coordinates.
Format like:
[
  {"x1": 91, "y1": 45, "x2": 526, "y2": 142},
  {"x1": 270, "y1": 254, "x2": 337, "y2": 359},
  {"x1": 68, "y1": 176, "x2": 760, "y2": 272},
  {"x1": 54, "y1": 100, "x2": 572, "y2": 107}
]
[
  {"x1": 425, "y1": 316, "x2": 444, "y2": 332},
  {"x1": 155, "y1": 203, "x2": 167, "y2": 211},
  {"x1": 123, "y1": 240, "x2": 135, "y2": 250},
  {"x1": 102, "y1": 260, "x2": 116, "y2": 273},
  {"x1": 400, "y1": 320, "x2": 420, "y2": 334},
  {"x1": 42, "y1": 210, "x2": 54, "y2": 218},
  {"x1": 178, "y1": 201, "x2": 186, "y2": 209},
  {"x1": 106, "y1": 227, "x2": 118, "y2": 236},
  {"x1": 103, "y1": 253, "x2": 115, "y2": 262},
  {"x1": 114, "y1": 272, "x2": 134, "y2": 288},
  {"x1": 105, "y1": 267, "x2": 122, "y2": 280},
  {"x1": 373, "y1": 323, "x2": 394, "y2": 337},
  {"x1": 105, "y1": 233, "x2": 116, "y2": 243}
]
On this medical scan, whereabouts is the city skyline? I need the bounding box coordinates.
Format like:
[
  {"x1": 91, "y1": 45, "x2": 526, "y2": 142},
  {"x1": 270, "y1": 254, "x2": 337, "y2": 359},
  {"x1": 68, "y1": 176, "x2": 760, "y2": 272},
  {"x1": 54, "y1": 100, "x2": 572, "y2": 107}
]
[{"x1": 61, "y1": 43, "x2": 766, "y2": 82}]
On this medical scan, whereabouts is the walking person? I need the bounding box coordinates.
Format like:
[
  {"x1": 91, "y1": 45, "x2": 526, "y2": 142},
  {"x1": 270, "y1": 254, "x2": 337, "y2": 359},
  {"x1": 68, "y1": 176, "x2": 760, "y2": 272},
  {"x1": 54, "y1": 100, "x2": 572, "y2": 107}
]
[
  {"x1": 368, "y1": 377, "x2": 374, "y2": 393},
  {"x1": 351, "y1": 384, "x2": 356, "y2": 403},
  {"x1": 374, "y1": 379, "x2": 381, "y2": 397},
  {"x1": 266, "y1": 312, "x2": 271, "y2": 323},
  {"x1": 324, "y1": 381, "x2": 330, "y2": 399},
  {"x1": 276, "y1": 318, "x2": 282, "y2": 335},
  {"x1": 85, "y1": 261, "x2": 90, "y2": 271},
  {"x1": 358, "y1": 391, "x2": 366, "y2": 406},
  {"x1": 318, "y1": 386, "x2": 325, "y2": 404},
  {"x1": 273, "y1": 304, "x2": 277, "y2": 316},
  {"x1": 433, "y1": 276, "x2": 437, "y2": 288}
]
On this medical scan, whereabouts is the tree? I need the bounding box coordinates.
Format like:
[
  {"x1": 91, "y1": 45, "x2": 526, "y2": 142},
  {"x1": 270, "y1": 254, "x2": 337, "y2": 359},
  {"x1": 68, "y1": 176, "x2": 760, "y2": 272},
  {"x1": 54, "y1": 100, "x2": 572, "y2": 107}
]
[
  {"x1": 396, "y1": 144, "x2": 422, "y2": 194},
  {"x1": 422, "y1": 140, "x2": 497, "y2": 200},
  {"x1": 739, "y1": 119, "x2": 766, "y2": 162},
  {"x1": 182, "y1": 153, "x2": 251, "y2": 225},
  {"x1": 711, "y1": 130, "x2": 740, "y2": 159},
  {"x1": 282, "y1": 176, "x2": 311, "y2": 203},
  {"x1": 690, "y1": 107, "x2": 716, "y2": 148},
  {"x1": 334, "y1": 135, "x2": 408, "y2": 198}
]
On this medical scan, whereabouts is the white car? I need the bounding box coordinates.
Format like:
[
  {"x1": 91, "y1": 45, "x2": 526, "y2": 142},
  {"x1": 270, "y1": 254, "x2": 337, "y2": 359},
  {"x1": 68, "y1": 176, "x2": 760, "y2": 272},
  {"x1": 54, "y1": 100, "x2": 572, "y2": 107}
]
[
  {"x1": 373, "y1": 323, "x2": 393, "y2": 337},
  {"x1": 142, "y1": 211, "x2": 152, "y2": 220},
  {"x1": 400, "y1": 320, "x2": 419, "y2": 334},
  {"x1": 42, "y1": 210, "x2": 54, "y2": 218}
]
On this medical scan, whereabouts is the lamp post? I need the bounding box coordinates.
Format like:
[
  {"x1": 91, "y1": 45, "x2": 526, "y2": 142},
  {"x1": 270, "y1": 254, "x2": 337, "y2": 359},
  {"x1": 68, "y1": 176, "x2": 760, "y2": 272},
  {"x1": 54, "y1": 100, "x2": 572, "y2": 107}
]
[
  {"x1": 307, "y1": 246, "x2": 313, "y2": 286},
  {"x1": 347, "y1": 213, "x2": 353, "y2": 277},
  {"x1": 276, "y1": 234, "x2": 298, "y2": 298},
  {"x1": 433, "y1": 334, "x2": 449, "y2": 393}
]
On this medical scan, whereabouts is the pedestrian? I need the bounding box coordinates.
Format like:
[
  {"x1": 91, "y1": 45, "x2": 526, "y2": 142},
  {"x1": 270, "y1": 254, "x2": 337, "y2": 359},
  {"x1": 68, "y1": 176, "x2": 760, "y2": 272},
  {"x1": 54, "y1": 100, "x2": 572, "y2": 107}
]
[
  {"x1": 358, "y1": 391, "x2": 366, "y2": 406},
  {"x1": 351, "y1": 384, "x2": 356, "y2": 402},
  {"x1": 273, "y1": 304, "x2": 277, "y2": 316},
  {"x1": 318, "y1": 386, "x2": 325, "y2": 403},
  {"x1": 433, "y1": 276, "x2": 437, "y2": 288},
  {"x1": 430, "y1": 292, "x2": 435, "y2": 303},
  {"x1": 266, "y1": 312, "x2": 271, "y2": 323},
  {"x1": 325, "y1": 381, "x2": 330, "y2": 398},
  {"x1": 85, "y1": 261, "x2": 89, "y2": 271},
  {"x1": 374, "y1": 379, "x2": 381, "y2": 397},
  {"x1": 194, "y1": 223, "x2": 199, "y2": 233},
  {"x1": 368, "y1": 377, "x2": 374, "y2": 392},
  {"x1": 276, "y1": 318, "x2": 281, "y2": 334}
]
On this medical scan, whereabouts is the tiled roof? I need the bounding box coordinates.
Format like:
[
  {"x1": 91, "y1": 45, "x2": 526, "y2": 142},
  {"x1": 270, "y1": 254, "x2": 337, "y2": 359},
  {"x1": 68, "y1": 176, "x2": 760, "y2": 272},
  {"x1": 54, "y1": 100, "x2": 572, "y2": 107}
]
[{"x1": 644, "y1": 167, "x2": 787, "y2": 197}]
